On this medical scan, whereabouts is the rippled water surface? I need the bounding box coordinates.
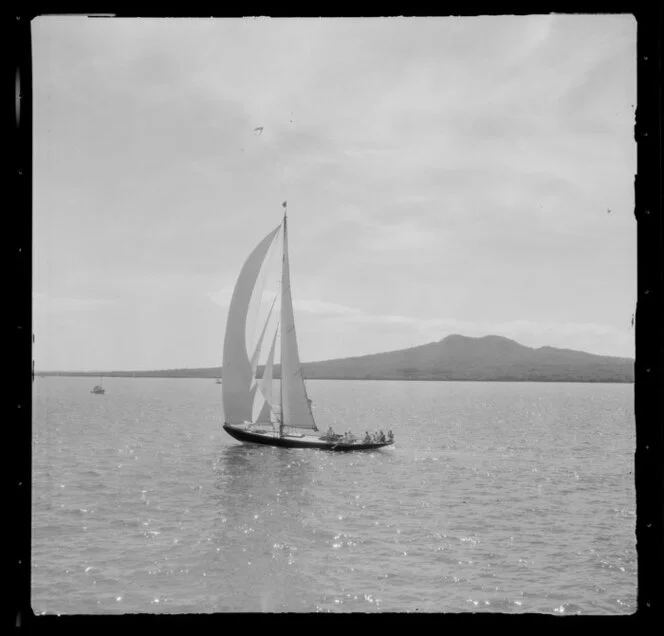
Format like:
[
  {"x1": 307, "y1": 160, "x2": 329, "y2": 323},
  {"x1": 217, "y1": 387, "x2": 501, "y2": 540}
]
[{"x1": 32, "y1": 378, "x2": 635, "y2": 614}]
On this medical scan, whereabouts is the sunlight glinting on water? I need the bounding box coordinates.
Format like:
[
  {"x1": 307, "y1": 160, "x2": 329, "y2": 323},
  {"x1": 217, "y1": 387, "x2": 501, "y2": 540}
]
[{"x1": 32, "y1": 377, "x2": 636, "y2": 614}]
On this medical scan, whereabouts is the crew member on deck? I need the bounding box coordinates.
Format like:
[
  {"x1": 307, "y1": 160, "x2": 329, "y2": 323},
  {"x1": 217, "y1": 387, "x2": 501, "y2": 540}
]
[
  {"x1": 387, "y1": 430, "x2": 394, "y2": 442},
  {"x1": 364, "y1": 431, "x2": 372, "y2": 443}
]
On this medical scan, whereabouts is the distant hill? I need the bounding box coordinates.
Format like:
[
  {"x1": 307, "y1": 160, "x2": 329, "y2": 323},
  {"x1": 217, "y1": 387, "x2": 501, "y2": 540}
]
[
  {"x1": 37, "y1": 334, "x2": 634, "y2": 383},
  {"x1": 297, "y1": 335, "x2": 634, "y2": 382}
]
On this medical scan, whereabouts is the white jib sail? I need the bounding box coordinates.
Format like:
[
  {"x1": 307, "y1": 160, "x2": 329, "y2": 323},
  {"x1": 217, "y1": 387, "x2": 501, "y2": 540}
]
[
  {"x1": 245, "y1": 240, "x2": 279, "y2": 361},
  {"x1": 249, "y1": 294, "x2": 278, "y2": 377},
  {"x1": 222, "y1": 225, "x2": 281, "y2": 424},
  {"x1": 255, "y1": 323, "x2": 279, "y2": 423},
  {"x1": 279, "y1": 214, "x2": 317, "y2": 431},
  {"x1": 248, "y1": 295, "x2": 278, "y2": 419}
]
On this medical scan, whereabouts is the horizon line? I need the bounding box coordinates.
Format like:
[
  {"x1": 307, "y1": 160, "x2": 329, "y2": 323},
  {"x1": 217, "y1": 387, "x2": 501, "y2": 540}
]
[{"x1": 33, "y1": 333, "x2": 635, "y2": 374}]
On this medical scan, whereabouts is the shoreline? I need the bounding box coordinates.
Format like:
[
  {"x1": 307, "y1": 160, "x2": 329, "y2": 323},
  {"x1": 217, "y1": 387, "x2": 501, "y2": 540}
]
[{"x1": 34, "y1": 373, "x2": 634, "y2": 384}]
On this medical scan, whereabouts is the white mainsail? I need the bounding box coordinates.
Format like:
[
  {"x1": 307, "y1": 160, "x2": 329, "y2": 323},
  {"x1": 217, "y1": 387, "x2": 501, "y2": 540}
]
[
  {"x1": 222, "y1": 225, "x2": 281, "y2": 424},
  {"x1": 279, "y1": 213, "x2": 317, "y2": 431}
]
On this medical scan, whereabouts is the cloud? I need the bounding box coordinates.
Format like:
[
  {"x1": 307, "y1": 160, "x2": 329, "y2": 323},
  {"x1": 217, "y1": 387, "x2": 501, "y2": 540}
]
[
  {"x1": 31, "y1": 16, "x2": 636, "y2": 368},
  {"x1": 207, "y1": 290, "x2": 363, "y2": 317},
  {"x1": 426, "y1": 318, "x2": 625, "y2": 344},
  {"x1": 305, "y1": 308, "x2": 631, "y2": 352},
  {"x1": 293, "y1": 299, "x2": 362, "y2": 316},
  {"x1": 358, "y1": 219, "x2": 440, "y2": 252},
  {"x1": 287, "y1": 297, "x2": 628, "y2": 344},
  {"x1": 33, "y1": 292, "x2": 113, "y2": 313},
  {"x1": 206, "y1": 287, "x2": 235, "y2": 308}
]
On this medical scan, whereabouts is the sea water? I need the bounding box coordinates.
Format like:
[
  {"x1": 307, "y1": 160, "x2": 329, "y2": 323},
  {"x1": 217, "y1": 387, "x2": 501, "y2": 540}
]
[{"x1": 31, "y1": 378, "x2": 635, "y2": 613}]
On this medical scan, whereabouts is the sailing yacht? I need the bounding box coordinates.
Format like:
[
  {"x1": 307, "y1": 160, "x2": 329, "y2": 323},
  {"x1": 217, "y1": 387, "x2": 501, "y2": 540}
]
[
  {"x1": 91, "y1": 378, "x2": 105, "y2": 394},
  {"x1": 221, "y1": 204, "x2": 393, "y2": 451}
]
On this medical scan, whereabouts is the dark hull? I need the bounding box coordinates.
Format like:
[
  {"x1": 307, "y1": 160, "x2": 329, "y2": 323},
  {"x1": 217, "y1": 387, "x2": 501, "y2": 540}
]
[{"x1": 222, "y1": 424, "x2": 393, "y2": 452}]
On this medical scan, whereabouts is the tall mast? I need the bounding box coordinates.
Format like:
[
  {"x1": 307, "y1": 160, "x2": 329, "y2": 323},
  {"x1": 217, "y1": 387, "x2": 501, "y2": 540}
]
[
  {"x1": 277, "y1": 200, "x2": 317, "y2": 432},
  {"x1": 279, "y1": 201, "x2": 287, "y2": 433}
]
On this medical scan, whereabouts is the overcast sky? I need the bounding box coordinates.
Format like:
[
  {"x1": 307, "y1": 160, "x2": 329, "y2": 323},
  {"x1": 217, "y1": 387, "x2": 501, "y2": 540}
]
[{"x1": 32, "y1": 15, "x2": 636, "y2": 371}]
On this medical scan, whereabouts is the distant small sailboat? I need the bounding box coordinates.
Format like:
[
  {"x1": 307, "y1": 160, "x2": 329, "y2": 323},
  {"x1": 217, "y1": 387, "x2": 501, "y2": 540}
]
[
  {"x1": 91, "y1": 378, "x2": 105, "y2": 395},
  {"x1": 221, "y1": 203, "x2": 393, "y2": 451}
]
